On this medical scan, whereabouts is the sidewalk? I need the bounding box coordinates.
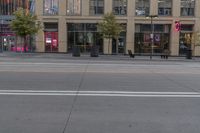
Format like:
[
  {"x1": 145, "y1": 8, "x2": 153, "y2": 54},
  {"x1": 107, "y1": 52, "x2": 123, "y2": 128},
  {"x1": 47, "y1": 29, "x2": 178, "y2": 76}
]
[{"x1": 0, "y1": 52, "x2": 199, "y2": 62}]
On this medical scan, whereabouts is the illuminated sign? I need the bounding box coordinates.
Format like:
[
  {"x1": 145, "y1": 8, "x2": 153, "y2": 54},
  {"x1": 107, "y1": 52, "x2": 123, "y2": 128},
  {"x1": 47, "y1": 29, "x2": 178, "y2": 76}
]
[{"x1": 175, "y1": 21, "x2": 181, "y2": 31}]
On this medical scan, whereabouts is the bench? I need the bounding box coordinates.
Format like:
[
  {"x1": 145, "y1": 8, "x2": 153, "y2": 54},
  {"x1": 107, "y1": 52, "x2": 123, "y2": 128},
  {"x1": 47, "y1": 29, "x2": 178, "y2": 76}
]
[{"x1": 128, "y1": 50, "x2": 135, "y2": 58}]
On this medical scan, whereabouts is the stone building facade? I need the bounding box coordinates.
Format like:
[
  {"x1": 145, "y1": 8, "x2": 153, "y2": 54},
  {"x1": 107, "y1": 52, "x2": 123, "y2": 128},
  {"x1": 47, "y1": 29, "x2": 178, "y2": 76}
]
[{"x1": 1, "y1": 0, "x2": 200, "y2": 56}]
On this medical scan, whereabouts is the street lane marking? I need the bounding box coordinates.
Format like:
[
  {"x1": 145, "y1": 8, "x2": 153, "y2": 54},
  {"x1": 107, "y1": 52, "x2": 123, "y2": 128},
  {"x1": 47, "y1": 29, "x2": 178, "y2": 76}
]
[
  {"x1": 0, "y1": 90, "x2": 200, "y2": 97},
  {"x1": 0, "y1": 90, "x2": 200, "y2": 94}
]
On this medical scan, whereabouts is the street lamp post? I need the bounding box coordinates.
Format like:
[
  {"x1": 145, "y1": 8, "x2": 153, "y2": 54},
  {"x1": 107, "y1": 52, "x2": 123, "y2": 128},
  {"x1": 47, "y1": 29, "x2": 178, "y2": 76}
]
[{"x1": 146, "y1": 15, "x2": 158, "y2": 60}]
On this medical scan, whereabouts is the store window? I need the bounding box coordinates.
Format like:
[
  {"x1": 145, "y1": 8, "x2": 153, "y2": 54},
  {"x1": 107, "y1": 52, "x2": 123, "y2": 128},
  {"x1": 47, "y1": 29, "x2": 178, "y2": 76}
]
[
  {"x1": 181, "y1": 0, "x2": 195, "y2": 16},
  {"x1": 0, "y1": 0, "x2": 35, "y2": 15},
  {"x1": 135, "y1": 0, "x2": 150, "y2": 16},
  {"x1": 67, "y1": 0, "x2": 81, "y2": 15},
  {"x1": 67, "y1": 23, "x2": 103, "y2": 53},
  {"x1": 112, "y1": 32, "x2": 126, "y2": 54},
  {"x1": 158, "y1": 0, "x2": 172, "y2": 16},
  {"x1": 135, "y1": 24, "x2": 170, "y2": 54},
  {"x1": 0, "y1": 24, "x2": 16, "y2": 52},
  {"x1": 113, "y1": 0, "x2": 127, "y2": 15},
  {"x1": 43, "y1": 0, "x2": 59, "y2": 15},
  {"x1": 44, "y1": 23, "x2": 58, "y2": 52},
  {"x1": 179, "y1": 24, "x2": 194, "y2": 55},
  {"x1": 89, "y1": 0, "x2": 104, "y2": 15}
]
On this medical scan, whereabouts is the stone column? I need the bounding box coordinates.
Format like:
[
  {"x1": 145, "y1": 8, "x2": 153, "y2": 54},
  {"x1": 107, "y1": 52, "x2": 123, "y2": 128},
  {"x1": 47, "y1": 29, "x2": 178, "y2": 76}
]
[
  {"x1": 170, "y1": 0, "x2": 181, "y2": 56},
  {"x1": 170, "y1": 21, "x2": 180, "y2": 56},
  {"x1": 59, "y1": 0, "x2": 66, "y2": 16},
  {"x1": 126, "y1": 18, "x2": 135, "y2": 54},
  {"x1": 126, "y1": 0, "x2": 135, "y2": 54},
  {"x1": 104, "y1": 0, "x2": 112, "y2": 13},
  {"x1": 194, "y1": 0, "x2": 200, "y2": 56},
  {"x1": 150, "y1": 0, "x2": 158, "y2": 15},
  {"x1": 82, "y1": 0, "x2": 89, "y2": 16},
  {"x1": 58, "y1": 18, "x2": 67, "y2": 53},
  {"x1": 173, "y1": 0, "x2": 180, "y2": 17},
  {"x1": 35, "y1": 0, "x2": 44, "y2": 52}
]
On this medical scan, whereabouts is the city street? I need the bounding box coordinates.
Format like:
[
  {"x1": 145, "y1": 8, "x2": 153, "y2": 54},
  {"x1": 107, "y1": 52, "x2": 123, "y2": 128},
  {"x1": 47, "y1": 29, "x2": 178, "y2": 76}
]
[{"x1": 0, "y1": 57, "x2": 200, "y2": 133}]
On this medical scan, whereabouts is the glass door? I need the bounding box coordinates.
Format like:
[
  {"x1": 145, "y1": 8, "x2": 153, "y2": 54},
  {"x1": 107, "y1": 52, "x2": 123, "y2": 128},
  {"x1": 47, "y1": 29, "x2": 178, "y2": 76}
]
[
  {"x1": 112, "y1": 32, "x2": 126, "y2": 54},
  {"x1": 179, "y1": 33, "x2": 192, "y2": 55},
  {"x1": 45, "y1": 32, "x2": 58, "y2": 52}
]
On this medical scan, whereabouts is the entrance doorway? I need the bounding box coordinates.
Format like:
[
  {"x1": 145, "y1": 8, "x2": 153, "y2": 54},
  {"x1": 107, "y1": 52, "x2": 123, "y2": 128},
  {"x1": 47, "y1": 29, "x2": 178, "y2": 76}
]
[
  {"x1": 44, "y1": 32, "x2": 58, "y2": 52},
  {"x1": 179, "y1": 33, "x2": 192, "y2": 55},
  {"x1": 1, "y1": 35, "x2": 16, "y2": 52},
  {"x1": 112, "y1": 35, "x2": 126, "y2": 54},
  {"x1": 179, "y1": 24, "x2": 194, "y2": 55}
]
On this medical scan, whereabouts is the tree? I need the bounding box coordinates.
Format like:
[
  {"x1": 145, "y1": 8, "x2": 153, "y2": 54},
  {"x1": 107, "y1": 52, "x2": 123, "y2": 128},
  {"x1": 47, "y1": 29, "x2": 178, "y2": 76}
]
[
  {"x1": 10, "y1": 8, "x2": 41, "y2": 52},
  {"x1": 97, "y1": 12, "x2": 124, "y2": 54}
]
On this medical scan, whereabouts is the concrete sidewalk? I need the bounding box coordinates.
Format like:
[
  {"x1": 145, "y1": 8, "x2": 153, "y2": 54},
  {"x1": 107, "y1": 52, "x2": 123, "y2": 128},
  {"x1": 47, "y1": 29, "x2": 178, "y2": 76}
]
[{"x1": 0, "y1": 52, "x2": 199, "y2": 62}]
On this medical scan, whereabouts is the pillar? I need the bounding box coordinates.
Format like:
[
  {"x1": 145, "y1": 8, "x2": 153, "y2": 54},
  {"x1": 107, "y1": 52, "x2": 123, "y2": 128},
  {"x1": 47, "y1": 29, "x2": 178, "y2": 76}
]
[
  {"x1": 58, "y1": 18, "x2": 67, "y2": 53},
  {"x1": 35, "y1": 0, "x2": 44, "y2": 52}
]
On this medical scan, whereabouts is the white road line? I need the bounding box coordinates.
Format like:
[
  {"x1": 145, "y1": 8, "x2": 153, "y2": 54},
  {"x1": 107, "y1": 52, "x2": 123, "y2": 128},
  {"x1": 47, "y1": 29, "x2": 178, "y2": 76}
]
[
  {"x1": 0, "y1": 93, "x2": 200, "y2": 97},
  {"x1": 0, "y1": 90, "x2": 200, "y2": 97},
  {"x1": 0, "y1": 90, "x2": 200, "y2": 95}
]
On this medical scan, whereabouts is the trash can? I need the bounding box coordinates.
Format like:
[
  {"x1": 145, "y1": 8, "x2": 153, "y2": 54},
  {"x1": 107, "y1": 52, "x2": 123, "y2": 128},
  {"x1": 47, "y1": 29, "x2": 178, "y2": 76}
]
[
  {"x1": 72, "y1": 45, "x2": 80, "y2": 57},
  {"x1": 90, "y1": 45, "x2": 99, "y2": 57},
  {"x1": 186, "y1": 48, "x2": 192, "y2": 59}
]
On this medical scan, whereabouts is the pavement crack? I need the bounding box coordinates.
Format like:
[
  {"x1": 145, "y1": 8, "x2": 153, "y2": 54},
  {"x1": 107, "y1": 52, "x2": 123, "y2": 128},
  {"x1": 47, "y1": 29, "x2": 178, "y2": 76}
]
[{"x1": 62, "y1": 61, "x2": 90, "y2": 133}]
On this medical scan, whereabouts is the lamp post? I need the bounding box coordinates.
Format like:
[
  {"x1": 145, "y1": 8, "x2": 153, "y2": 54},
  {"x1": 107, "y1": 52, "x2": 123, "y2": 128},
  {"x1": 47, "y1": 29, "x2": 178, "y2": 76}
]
[{"x1": 146, "y1": 15, "x2": 158, "y2": 60}]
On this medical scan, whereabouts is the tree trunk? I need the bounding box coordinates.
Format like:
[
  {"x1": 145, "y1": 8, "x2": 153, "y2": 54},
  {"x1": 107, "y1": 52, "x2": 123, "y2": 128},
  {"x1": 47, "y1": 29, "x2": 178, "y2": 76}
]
[
  {"x1": 24, "y1": 36, "x2": 27, "y2": 53},
  {"x1": 20, "y1": 37, "x2": 23, "y2": 53},
  {"x1": 116, "y1": 37, "x2": 119, "y2": 54},
  {"x1": 108, "y1": 38, "x2": 111, "y2": 54}
]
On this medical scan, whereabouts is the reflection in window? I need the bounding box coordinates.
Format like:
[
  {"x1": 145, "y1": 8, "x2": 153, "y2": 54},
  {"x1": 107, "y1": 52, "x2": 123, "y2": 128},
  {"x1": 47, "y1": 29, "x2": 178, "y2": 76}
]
[
  {"x1": 89, "y1": 0, "x2": 104, "y2": 15},
  {"x1": 44, "y1": 0, "x2": 59, "y2": 15},
  {"x1": 67, "y1": 23, "x2": 103, "y2": 53},
  {"x1": 179, "y1": 32, "x2": 193, "y2": 55},
  {"x1": 181, "y1": 0, "x2": 195, "y2": 16},
  {"x1": 135, "y1": 0, "x2": 150, "y2": 16},
  {"x1": 67, "y1": 0, "x2": 81, "y2": 15},
  {"x1": 0, "y1": 0, "x2": 35, "y2": 15},
  {"x1": 113, "y1": 0, "x2": 127, "y2": 15},
  {"x1": 135, "y1": 24, "x2": 170, "y2": 54},
  {"x1": 158, "y1": 0, "x2": 172, "y2": 16}
]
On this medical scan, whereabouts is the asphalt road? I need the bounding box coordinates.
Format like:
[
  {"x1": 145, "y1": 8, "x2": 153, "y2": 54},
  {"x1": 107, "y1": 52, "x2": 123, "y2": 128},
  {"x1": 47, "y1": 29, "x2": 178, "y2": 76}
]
[{"x1": 0, "y1": 57, "x2": 200, "y2": 133}]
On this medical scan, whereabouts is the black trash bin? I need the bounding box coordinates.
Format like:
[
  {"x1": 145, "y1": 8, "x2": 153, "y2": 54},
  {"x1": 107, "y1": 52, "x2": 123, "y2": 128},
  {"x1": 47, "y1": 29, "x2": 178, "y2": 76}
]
[
  {"x1": 72, "y1": 45, "x2": 80, "y2": 57},
  {"x1": 186, "y1": 48, "x2": 192, "y2": 59},
  {"x1": 90, "y1": 45, "x2": 99, "y2": 57}
]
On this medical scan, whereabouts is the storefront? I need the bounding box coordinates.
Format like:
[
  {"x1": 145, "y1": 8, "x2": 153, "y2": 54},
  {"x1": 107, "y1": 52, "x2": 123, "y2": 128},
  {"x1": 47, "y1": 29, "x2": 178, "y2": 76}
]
[
  {"x1": 112, "y1": 31, "x2": 126, "y2": 54},
  {"x1": 44, "y1": 23, "x2": 58, "y2": 52},
  {"x1": 135, "y1": 24, "x2": 170, "y2": 55},
  {"x1": 67, "y1": 23, "x2": 103, "y2": 53},
  {"x1": 179, "y1": 24, "x2": 194, "y2": 55},
  {"x1": 1, "y1": 34, "x2": 16, "y2": 51},
  {"x1": 0, "y1": 0, "x2": 35, "y2": 52},
  {"x1": 0, "y1": 23, "x2": 16, "y2": 52}
]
